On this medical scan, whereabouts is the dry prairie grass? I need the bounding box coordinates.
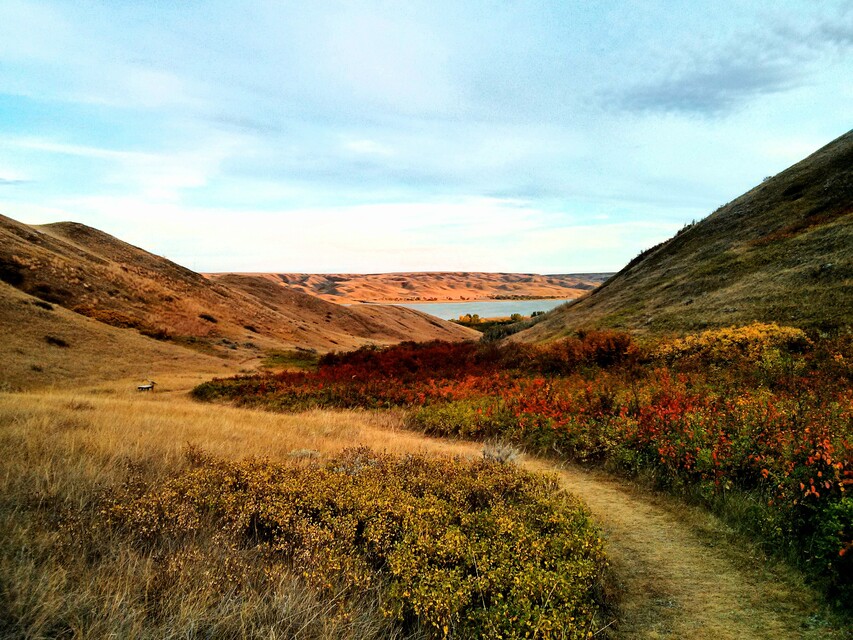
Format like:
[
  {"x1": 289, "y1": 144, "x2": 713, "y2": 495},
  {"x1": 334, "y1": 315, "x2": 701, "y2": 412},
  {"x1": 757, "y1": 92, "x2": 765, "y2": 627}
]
[
  {"x1": 0, "y1": 390, "x2": 481, "y2": 476},
  {"x1": 0, "y1": 390, "x2": 484, "y2": 639}
]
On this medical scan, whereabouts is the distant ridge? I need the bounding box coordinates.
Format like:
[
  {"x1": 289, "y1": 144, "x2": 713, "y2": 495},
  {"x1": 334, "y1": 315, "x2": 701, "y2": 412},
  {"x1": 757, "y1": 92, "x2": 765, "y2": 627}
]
[
  {"x1": 234, "y1": 271, "x2": 613, "y2": 304},
  {"x1": 514, "y1": 129, "x2": 853, "y2": 341}
]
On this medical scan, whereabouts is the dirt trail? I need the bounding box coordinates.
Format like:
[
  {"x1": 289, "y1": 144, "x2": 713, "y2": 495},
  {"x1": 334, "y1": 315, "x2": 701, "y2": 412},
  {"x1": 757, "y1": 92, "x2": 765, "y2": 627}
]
[{"x1": 521, "y1": 459, "x2": 843, "y2": 639}]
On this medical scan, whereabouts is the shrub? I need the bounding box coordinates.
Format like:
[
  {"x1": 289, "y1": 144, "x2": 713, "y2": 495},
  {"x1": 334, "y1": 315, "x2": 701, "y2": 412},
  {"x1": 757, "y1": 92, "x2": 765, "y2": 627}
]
[
  {"x1": 192, "y1": 329, "x2": 852, "y2": 601},
  {"x1": 262, "y1": 349, "x2": 319, "y2": 370},
  {"x1": 653, "y1": 322, "x2": 812, "y2": 363},
  {"x1": 408, "y1": 399, "x2": 518, "y2": 441},
  {"x1": 44, "y1": 335, "x2": 69, "y2": 348},
  {"x1": 0, "y1": 258, "x2": 24, "y2": 286},
  {"x1": 199, "y1": 313, "x2": 218, "y2": 323},
  {"x1": 534, "y1": 330, "x2": 639, "y2": 374},
  {"x1": 30, "y1": 283, "x2": 70, "y2": 305},
  {"x1": 140, "y1": 326, "x2": 172, "y2": 341},
  {"x1": 482, "y1": 441, "x2": 522, "y2": 464},
  {"x1": 104, "y1": 448, "x2": 607, "y2": 639}
]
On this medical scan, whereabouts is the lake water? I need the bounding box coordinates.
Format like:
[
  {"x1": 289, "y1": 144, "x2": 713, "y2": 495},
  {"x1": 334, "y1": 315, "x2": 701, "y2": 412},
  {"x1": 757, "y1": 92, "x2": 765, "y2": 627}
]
[{"x1": 390, "y1": 298, "x2": 574, "y2": 320}]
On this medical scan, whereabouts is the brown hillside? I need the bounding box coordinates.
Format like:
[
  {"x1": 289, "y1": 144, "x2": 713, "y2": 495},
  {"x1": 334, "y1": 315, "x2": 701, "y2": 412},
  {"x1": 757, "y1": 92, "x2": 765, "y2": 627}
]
[
  {"x1": 240, "y1": 271, "x2": 612, "y2": 303},
  {"x1": 0, "y1": 281, "x2": 231, "y2": 391},
  {"x1": 0, "y1": 215, "x2": 477, "y2": 373},
  {"x1": 208, "y1": 273, "x2": 478, "y2": 345},
  {"x1": 514, "y1": 129, "x2": 853, "y2": 341}
]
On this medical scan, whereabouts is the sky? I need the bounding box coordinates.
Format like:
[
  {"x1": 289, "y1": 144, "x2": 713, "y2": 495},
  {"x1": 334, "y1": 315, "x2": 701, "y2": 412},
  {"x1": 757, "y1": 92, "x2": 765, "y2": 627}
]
[{"x1": 0, "y1": 1, "x2": 850, "y2": 274}]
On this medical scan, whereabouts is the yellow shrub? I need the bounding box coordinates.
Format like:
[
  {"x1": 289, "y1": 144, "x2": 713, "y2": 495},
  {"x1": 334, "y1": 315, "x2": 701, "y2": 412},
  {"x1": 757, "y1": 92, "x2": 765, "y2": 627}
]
[
  {"x1": 654, "y1": 323, "x2": 812, "y2": 362},
  {"x1": 105, "y1": 447, "x2": 607, "y2": 639}
]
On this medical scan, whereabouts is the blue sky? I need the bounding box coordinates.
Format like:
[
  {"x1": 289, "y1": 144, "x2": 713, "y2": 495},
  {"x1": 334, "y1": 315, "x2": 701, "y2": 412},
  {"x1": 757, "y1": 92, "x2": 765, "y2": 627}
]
[{"x1": 0, "y1": 1, "x2": 850, "y2": 273}]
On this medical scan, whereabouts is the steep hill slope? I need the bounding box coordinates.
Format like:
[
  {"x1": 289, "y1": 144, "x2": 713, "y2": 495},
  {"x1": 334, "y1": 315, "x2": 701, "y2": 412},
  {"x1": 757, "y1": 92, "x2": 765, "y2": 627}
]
[
  {"x1": 0, "y1": 215, "x2": 476, "y2": 368},
  {"x1": 515, "y1": 129, "x2": 853, "y2": 341},
  {"x1": 241, "y1": 271, "x2": 612, "y2": 303}
]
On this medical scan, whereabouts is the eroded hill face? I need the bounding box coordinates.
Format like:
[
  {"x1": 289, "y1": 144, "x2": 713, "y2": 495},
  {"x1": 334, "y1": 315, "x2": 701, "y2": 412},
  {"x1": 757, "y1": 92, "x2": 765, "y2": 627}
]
[
  {"x1": 514, "y1": 129, "x2": 853, "y2": 341},
  {"x1": 233, "y1": 271, "x2": 612, "y2": 304},
  {"x1": 0, "y1": 215, "x2": 477, "y2": 376}
]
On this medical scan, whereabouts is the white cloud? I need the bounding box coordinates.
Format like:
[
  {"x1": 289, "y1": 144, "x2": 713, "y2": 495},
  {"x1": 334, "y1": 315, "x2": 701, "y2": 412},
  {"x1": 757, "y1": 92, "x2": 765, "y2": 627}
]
[
  {"x1": 342, "y1": 138, "x2": 395, "y2": 157},
  {"x1": 0, "y1": 1, "x2": 849, "y2": 274},
  {"x1": 11, "y1": 191, "x2": 675, "y2": 274},
  {"x1": 8, "y1": 133, "x2": 251, "y2": 201}
]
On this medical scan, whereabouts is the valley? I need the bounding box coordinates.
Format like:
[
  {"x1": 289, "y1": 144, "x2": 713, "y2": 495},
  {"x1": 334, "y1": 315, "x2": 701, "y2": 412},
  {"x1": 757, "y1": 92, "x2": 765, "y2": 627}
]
[
  {"x1": 2, "y1": 2, "x2": 851, "y2": 637},
  {"x1": 1, "y1": 131, "x2": 851, "y2": 638}
]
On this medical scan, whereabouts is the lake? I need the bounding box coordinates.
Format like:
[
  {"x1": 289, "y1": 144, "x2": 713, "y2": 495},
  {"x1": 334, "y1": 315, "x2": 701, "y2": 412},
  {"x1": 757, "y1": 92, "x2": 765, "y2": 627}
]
[{"x1": 390, "y1": 298, "x2": 574, "y2": 320}]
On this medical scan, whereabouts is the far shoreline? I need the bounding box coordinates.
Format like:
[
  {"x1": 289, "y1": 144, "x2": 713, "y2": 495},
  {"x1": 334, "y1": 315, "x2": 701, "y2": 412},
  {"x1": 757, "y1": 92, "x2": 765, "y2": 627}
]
[{"x1": 348, "y1": 298, "x2": 576, "y2": 321}]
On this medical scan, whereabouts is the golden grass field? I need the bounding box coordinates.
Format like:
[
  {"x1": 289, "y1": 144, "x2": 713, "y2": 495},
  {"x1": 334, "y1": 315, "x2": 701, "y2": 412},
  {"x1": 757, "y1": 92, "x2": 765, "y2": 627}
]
[{"x1": 0, "y1": 382, "x2": 490, "y2": 639}]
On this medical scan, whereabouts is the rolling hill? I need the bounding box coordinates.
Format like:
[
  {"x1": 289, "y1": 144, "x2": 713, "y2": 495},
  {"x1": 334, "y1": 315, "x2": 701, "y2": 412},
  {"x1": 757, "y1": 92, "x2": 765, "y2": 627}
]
[
  {"x1": 0, "y1": 214, "x2": 476, "y2": 388},
  {"x1": 514, "y1": 129, "x2": 853, "y2": 341},
  {"x1": 238, "y1": 271, "x2": 612, "y2": 303}
]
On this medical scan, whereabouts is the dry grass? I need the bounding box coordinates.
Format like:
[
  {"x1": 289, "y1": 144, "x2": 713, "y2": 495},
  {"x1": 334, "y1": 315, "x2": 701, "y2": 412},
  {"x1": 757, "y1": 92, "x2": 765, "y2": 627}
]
[
  {"x1": 0, "y1": 390, "x2": 480, "y2": 470},
  {"x1": 0, "y1": 389, "x2": 482, "y2": 639}
]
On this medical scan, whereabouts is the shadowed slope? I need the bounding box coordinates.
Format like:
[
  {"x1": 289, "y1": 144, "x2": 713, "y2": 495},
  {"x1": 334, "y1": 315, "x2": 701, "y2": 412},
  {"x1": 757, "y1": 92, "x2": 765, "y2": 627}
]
[{"x1": 515, "y1": 130, "x2": 853, "y2": 341}]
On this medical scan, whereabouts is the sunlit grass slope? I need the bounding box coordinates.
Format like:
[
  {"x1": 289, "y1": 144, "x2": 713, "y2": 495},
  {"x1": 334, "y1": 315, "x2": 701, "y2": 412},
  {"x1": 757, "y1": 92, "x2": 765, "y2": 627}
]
[{"x1": 0, "y1": 281, "x2": 230, "y2": 391}]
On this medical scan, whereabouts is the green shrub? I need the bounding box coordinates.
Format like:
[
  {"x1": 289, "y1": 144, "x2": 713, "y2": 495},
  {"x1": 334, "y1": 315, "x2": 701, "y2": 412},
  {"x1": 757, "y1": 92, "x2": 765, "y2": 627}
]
[
  {"x1": 407, "y1": 400, "x2": 517, "y2": 440},
  {"x1": 813, "y1": 496, "x2": 853, "y2": 603}
]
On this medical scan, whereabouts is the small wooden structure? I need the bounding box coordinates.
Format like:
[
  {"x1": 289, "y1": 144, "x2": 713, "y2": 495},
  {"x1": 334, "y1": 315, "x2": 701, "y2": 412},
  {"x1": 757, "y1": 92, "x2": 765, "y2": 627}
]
[{"x1": 137, "y1": 380, "x2": 156, "y2": 392}]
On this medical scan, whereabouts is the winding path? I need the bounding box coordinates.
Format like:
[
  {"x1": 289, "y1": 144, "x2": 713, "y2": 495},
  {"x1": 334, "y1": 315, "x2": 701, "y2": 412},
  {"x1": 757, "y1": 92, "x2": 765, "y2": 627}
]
[{"x1": 521, "y1": 459, "x2": 845, "y2": 639}]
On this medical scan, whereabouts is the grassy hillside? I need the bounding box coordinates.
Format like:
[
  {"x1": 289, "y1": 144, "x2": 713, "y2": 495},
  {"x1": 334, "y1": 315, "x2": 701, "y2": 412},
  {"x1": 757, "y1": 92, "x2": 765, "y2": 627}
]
[
  {"x1": 0, "y1": 215, "x2": 476, "y2": 381},
  {"x1": 514, "y1": 130, "x2": 853, "y2": 341},
  {"x1": 209, "y1": 272, "x2": 478, "y2": 344}
]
